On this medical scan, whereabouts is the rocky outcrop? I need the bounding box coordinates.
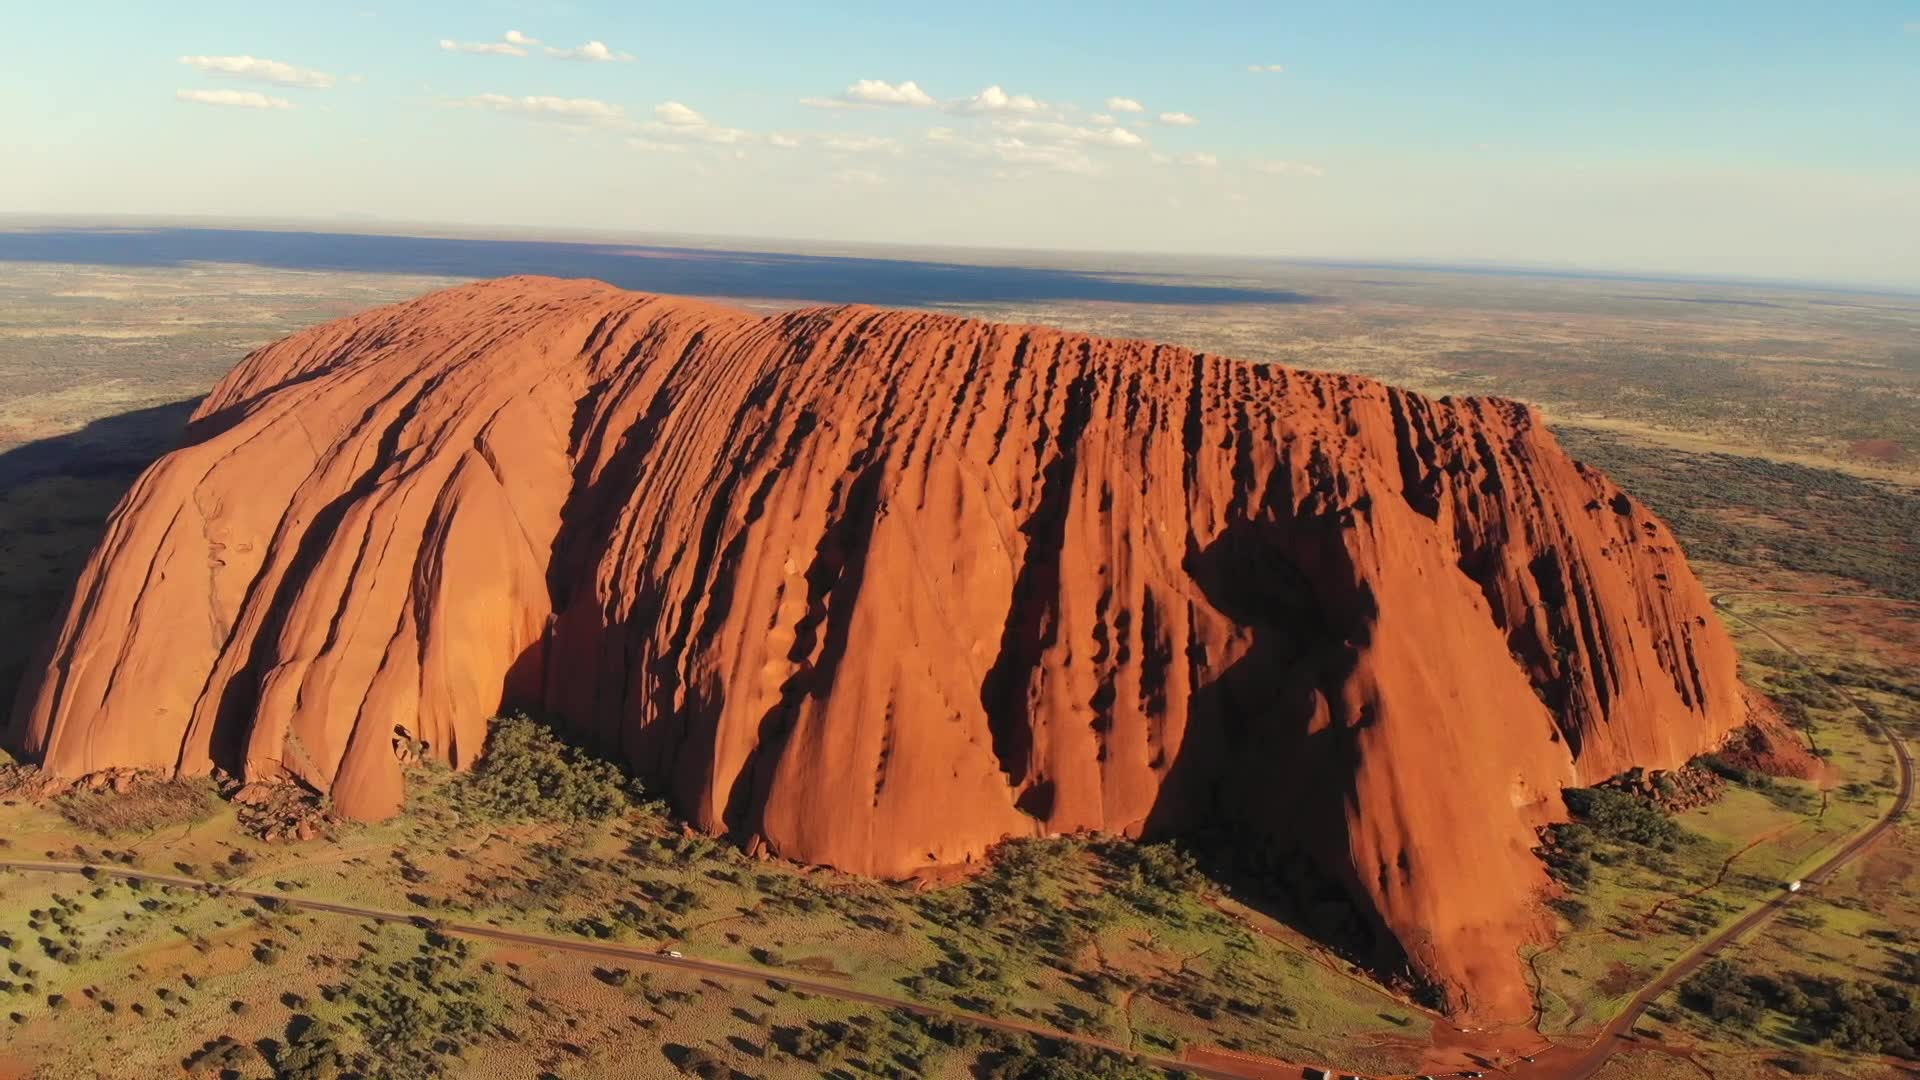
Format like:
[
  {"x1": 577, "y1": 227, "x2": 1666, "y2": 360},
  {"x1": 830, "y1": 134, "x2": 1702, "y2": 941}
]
[{"x1": 8, "y1": 277, "x2": 1745, "y2": 1019}]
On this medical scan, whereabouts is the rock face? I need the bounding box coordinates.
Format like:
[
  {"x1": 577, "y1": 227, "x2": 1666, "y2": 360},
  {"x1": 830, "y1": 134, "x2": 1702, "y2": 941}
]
[{"x1": 9, "y1": 277, "x2": 1744, "y2": 1019}]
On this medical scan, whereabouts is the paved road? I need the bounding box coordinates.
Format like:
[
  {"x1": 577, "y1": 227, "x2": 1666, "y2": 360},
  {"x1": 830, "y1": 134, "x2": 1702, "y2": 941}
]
[
  {"x1": 0, "y1": 858, "x2": 1264, "y2": 1079},
  {"x1": 1544, "y1": 589, "x2": 1916, "y2": 1079}
]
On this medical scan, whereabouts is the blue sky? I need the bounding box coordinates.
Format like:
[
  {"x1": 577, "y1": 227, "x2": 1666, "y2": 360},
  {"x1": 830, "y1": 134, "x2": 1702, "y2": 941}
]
[{"x1": 6, "y1": 1, "x2": 1918, "y2": 287}]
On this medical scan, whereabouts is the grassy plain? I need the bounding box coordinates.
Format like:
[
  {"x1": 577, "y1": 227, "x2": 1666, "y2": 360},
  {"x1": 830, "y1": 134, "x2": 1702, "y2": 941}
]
[
  {"x1": 1615, "y1": 593, "x2": 1920, "y2": 1077},
  {"x1": 0, "y1": 752, "x2": 1434, "y2": 1079},
  {"x1": 1522, "y1": 589, "x2": 1906, "y2": 1016}
]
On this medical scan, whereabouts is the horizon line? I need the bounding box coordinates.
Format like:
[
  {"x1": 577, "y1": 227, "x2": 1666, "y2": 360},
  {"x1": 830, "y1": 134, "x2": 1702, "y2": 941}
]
[{"x1": 3, "y1": 211, "x2": 1916, "y2": 300}]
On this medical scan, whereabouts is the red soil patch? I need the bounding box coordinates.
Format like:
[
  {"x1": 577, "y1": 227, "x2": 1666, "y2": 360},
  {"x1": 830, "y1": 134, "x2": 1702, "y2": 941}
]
[
  {"x1": 1720, "y1": 699, "x2": 1822, "y2": 781},
  {"x1": 1850, "y1": 439, "x2": 1907, "y2": 462},
  {"x1": 1855, "y1": 844, "x2": 1914, "y2": 902},
  {"x1": 785, "y1": 956, "x2": 849, "y2": 979},
  {"x1": 1597, "y1": 961, "x2": 1648, "y2": 998},
  {"x1": 1183, "y1": 1044, "x2": 1308, "y2": 1078}
]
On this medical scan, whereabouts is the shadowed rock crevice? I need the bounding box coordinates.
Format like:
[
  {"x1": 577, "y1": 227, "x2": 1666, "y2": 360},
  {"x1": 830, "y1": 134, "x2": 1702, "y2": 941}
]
[
  {"x1": 980, "y1": 369, "x2": 1099, "y2": 792},
  {"x1": 7, "y1": 276, "x2": 1746, "y2": 1022}
]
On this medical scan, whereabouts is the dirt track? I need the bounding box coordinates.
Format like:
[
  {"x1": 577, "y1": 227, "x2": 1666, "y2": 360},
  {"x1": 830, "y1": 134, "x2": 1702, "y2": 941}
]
[
  {"x1": 1540, "y1": 590, "x2": 1915, "y2": 1079},
  {"x1": 1, "y1": 587, "x2": 1907, "y2": 1080},
  {"x1": 0, "y1": 858, "x2": 1273, "y2": 1079}
]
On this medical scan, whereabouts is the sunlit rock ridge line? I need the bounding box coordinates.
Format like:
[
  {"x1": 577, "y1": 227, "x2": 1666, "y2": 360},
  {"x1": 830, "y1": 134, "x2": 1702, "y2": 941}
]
[{"x1": 10, "y1": 276, "x2": 1744, "y2": 1020}]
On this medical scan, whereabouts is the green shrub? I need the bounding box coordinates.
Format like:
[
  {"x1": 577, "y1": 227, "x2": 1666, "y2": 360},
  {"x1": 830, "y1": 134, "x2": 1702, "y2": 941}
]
[
  {"x1": 977, "y1": 1032, "x2": 1181, "y2": 1079},
  {"x1": 1548, "y1": 896, "x2": 1592, "y2": 929},
  {"x1": 1682, "y1": 957, "x2": 1920, "y2": 1059},
  {"x1": 448, "y1": 713, "x2": 641, "y2": 823},
  {"x1": 1680, "y1": 958, "x2": 1766, "y2": 1025},
  {"x1": 1545, "y1": 787, "x2": 1694, "y2": 890},
  {"x1": 1562, "y1": 787, "x2": 1686, "y2": 847},
  {"x1": 272, "y1": 1019, "x2": 349, "y2": 1080}
]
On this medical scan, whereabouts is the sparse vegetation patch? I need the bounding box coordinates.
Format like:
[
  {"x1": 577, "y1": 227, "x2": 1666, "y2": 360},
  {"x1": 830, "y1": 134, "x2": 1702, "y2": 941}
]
[{"x1": 54, "y1": 776, "x2": 214, "y2": 836}]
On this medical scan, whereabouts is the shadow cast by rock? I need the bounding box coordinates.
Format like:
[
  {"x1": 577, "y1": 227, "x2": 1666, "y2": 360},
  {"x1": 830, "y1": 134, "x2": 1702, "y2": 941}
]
[{"x1": 0, "y1": 398, "x2": 198, "y2": 728}]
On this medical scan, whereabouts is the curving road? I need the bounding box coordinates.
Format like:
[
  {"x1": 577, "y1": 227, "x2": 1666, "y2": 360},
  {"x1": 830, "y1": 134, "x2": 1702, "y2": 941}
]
[
  {"x1": 3, "y1": 588, "x2": 1907, "y2": 1080},
  {"x1": 1544, "y1": 589, "x2": 1916, "y2": 1079},
  {"x1": 0, "y1": 858, "x2": 1266, "y2": 1079}
]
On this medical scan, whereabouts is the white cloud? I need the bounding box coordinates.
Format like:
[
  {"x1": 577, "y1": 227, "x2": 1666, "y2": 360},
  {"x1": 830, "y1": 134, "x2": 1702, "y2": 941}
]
[
  {"x1": 452, "y1": 93, "x2": 627, "y2": 124},
  {"x1": 1105, "y1": 96, "x2": 1145, "y2": 113},
  {"x1": 992, "y1": 138, "x2": 1102, "y2": 176},
  {"x1": 831, "y1": 168, "x2": 887, "y2": 186},
  {"x1": 1254, "y1": 159, "x2": 1325, "y2": 177},
  {"x1": 176, "y1": 88, "x2": 294, "y2": 110},
  {"x1": 804, "y1": 78, "x2": 936, "y2": 108},
  {"x1": 1177, "y1": 151, "x2": 1219, "y2": 168},
  {"x1": 178, "y1": 55, "x2": 335, "y2": 89},
  {"x1": 628, "y1": 137, "x2": 689, "y2": 154},
  {"x1": 653, "y1": 101, "x2": 705, "y2": 126},
  {"x1": 1158, "y1": 111, "x2": 1198, "y2": 126},
  {"x1": 446, "y1": 31, "x2": 626, "y2": 59},
  {"x1": 447, "y1": 30, "x2": 545, "y2": 54},
  {"x1": 1090, "y1": 113, "x2": 1114, "y2": 125},
  {"x1": 926, "y1": 113, "x2": 1160, "y2": 178},
  {"x1": 640, "y1": 101, "x2": 753, "y2": 144},
  {"x1": 816, "y1": 133, "x2": 901, "y2": 154},
  {"x1": 921, "y1": 126, "x2": 1107, "y2": 175},
  {"x1": 743, "y1": 129, "x2": 900, "y2": 154},
  {"x1": 853, "y1": 79, "x2": 934, "y2": 105},
  {"x1": 994, "y1": 118, "x2": 1145, "y2": 148},
  {"x1": 803, "y1": 79, "x2": 1051, "y2": 117},
  {"x1": 929, "y1": 129, "x2": 1094, "y2": 174},
  {"x1": 546, "y1": 40, "x2": 634, "y2": 62},
  {"x1": 1246, "y1": 63, "x2": 1286, "y2": 73},
  {"x1": 645, "y1": 122, "x2": 752, "y2": 143},
  {"x1": 950, "y1": 85, "x2": 1047, "y2": 114},
  {"x1": 440, "y1": 38, "x2": 526, "y2": 57}
]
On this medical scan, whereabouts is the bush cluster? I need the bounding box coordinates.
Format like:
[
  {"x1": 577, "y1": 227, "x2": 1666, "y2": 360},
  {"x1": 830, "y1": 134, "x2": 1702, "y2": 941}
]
[
  {"x1": 336, "y1": 932, "x2": 493, "y2": 1079},
  {"x1": 447, "y1": 713, "x2": 641, "y2": 823},
  {"x1": 1544, "y1": 786, "x2": 1691, "y2": 889},
  {"x1": 1682, "y1": 957, "x2": 1920, "y2": 1059}
]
